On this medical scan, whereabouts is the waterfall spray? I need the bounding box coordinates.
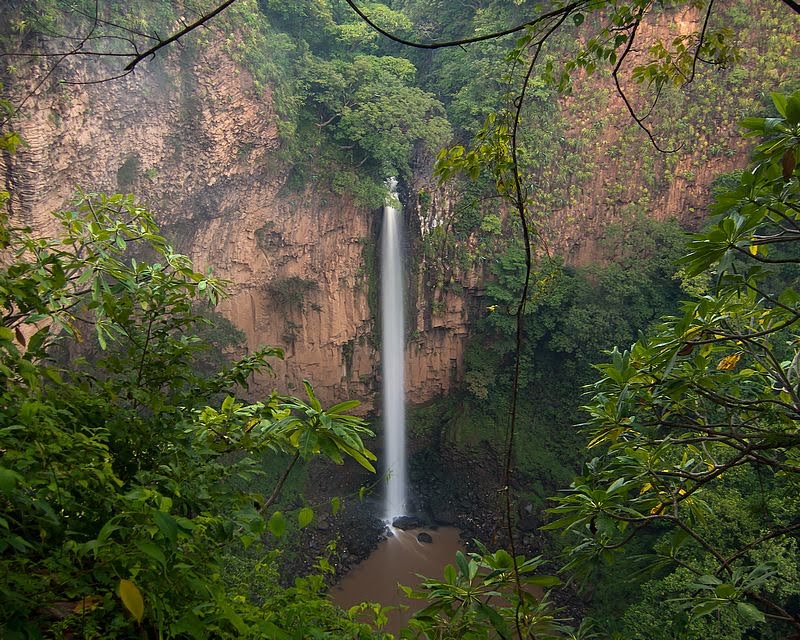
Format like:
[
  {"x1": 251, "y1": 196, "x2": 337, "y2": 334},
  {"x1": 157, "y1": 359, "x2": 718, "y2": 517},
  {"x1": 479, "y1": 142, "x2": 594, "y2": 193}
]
[{"x1": 382, "y1": 179, "x2": 406, "y2": 521}]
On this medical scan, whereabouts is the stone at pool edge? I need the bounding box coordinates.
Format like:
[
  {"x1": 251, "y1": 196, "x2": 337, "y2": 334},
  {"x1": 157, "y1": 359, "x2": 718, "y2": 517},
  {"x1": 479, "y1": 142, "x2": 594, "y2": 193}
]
[
  {"x1": 417, "y1": 532, "x2": 433, "y2": 544},
  {"x1": 391, "y1": 515, "x2": 420, "y2": 530}
]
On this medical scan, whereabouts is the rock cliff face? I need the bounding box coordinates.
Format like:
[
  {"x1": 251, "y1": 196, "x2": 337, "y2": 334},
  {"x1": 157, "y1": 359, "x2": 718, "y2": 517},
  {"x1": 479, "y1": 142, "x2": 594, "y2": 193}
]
[
  {"x1": 3, "y1": 2, "x2": 792, "y2": 408},
  {"x1": 1, "y1": 41, "x2": 480, "y2": 410}
]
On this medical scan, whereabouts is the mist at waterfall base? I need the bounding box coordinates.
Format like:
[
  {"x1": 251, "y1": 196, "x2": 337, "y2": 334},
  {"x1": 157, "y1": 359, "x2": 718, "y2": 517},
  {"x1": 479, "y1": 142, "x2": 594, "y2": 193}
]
[{"x1": 381, "y1": 180, "x2": 406, "y2": 521}]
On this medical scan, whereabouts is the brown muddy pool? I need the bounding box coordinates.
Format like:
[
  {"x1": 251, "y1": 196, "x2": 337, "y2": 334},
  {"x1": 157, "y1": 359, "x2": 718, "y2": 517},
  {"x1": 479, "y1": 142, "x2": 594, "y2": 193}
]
[{"x1": 330, "y1": 526, "x2": 464, "y2": 635}]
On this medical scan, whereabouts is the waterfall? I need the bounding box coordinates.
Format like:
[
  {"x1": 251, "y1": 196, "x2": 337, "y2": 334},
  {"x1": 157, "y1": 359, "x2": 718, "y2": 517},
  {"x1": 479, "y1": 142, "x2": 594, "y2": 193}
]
[{"x1": 382, "y1": 178, "x2": 406, "y2": 521}]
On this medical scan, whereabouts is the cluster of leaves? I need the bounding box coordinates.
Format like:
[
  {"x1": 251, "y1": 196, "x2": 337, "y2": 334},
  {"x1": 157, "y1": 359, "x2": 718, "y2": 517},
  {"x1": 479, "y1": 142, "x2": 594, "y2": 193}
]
[
  {"x1": 0, "y1": 0, "x2": 451, "y2": 205},
  {"x1": 426, "y1": 0, "x2": 799, "y2": 259},
  {"x1": 304, "y1": 53, "x2": 451, "y2": 180},
  {"x1": 0, "y1": 192, "x2": 378, "y2": 638},
  {"x1": 546, "y1": 91, "x2": 800, "y2": 638},
  {"x1": 230, "y1": 0, "x2": 452, "y2": 194},
  {"x1": 400, "y1": 544, "x2": 574, "y2": 640},
  {"x1": 267, "y1": 274, "x2": 319, "y2": 308}
]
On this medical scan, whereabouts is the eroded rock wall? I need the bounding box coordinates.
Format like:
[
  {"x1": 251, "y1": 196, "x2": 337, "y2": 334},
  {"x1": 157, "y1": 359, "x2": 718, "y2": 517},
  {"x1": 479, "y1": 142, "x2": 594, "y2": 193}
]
[
  {"x1": 1, "y1": 40, "x2": 477, "y2": 410},
  {"x1": 4, "y1": 0, "x2": 794, "y2": 410}
]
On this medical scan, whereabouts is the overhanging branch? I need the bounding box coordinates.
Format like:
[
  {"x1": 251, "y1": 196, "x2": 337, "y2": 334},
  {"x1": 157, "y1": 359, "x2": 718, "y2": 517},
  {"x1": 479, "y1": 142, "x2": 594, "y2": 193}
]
[
  {"x1": 123, "y1": 0, "x2": 240, "y2": 71},
  {"x1": 778, "y1": 0, "x2": 800, "y2": 14},
  {"x1": 343, "y1": 0, "x2": 591, "y2": 50}
]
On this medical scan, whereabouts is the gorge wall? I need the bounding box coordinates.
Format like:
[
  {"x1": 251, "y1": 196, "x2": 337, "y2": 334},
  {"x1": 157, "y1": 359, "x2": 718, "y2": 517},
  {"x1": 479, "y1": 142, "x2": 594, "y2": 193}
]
[
  {"x1": 2, "y1": 1, "x2": 796, "y2": 409},
  {"x1": 1, "y1": 39, "x2": 477, "y2": 410}
]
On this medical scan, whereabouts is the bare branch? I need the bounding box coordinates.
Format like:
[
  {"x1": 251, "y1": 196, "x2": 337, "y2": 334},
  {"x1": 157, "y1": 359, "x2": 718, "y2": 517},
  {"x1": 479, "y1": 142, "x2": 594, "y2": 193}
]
[
  {"x1": 502, "y1": 11, "x2": 573, "y2": 637},
  {"x1": 687, "y1": 0, "x2": 716, "y2": 84},
  {"x1": 261, "y1": 451, "x2": 301, "y2": 514},
  {"x1": 342, "y1": 0, "x2": 591, "y2": 50},
  {"x1": 720, "y1": 522, "x2": 800, "y2": 572},
  {"x1": 778, "y1": 0, "x2": 800, "y2": 15},
  {"x1": 123, "y1": 0, "x2": 240, "y2": 72},
  {"x1": 731, "y1": 242, "x2": 800, "y2": 263},
  {"x1": 611, "y1": 12, "x2": 682, "y2": 154}
]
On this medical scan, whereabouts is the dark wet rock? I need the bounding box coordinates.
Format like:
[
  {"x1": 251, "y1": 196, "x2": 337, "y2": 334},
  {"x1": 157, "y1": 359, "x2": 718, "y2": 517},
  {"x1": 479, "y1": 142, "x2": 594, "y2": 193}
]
[
  {"x1": 430, "y1": 497, "x2": 457, "y2": 525},
  {"x1": 417, "y1": 532, "x2": 433, "y2": 544},
  {"x1": 392, "y1": 515, "x2": 420, "y2": 530},
  {"x1": 315, "y1": 518, "x2": 331, "y2": 531},
  {"x1": 518, "y1": 501, "x2": 539, "y2": 532}
]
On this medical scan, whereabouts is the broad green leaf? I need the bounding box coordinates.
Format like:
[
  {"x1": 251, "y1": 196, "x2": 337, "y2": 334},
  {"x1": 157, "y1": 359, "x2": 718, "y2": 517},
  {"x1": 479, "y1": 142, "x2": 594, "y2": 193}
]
[
  {"x1": 260, "y1": 621, "x2": 292, "y2": 640},
  {"x1": 455, "y1": 551, "x2": 470, "y2": 578},
  {"x1": 221, "y1": 395, "x2": 235, "y2": 412},
  {"x1": 737, "y1": 601, "x2": 765, "y2": 623},
  {"x1": 0, "y1": 466, "x2": 22, "y2": 493},
  {"x1": 786, "y1": 95, "x2": 800, "y2": 125},
  {"x1": 714, "y1": 583, "x2": 736, "y2": 599},
  {"x1": 134, "y1": 540, "x2": 167, "y2": 569},
  {"x1": 770, "y1": 92, "x2": 788, "y2": 117},
  {"x1": 347, "y1": 448, "x2": 376, "y2": 473},
  {"x1": 298, "y1": 507, "x2": 313, "y2": 528},
  {"x1": 477, "y1": 602, "x2": 510, "y2": 637},
  {"x1": 524, "y1": 575, "x2": 561, "y2": 587},
  {"x1": 171, "y1": 613, "x2": 205, "y2": 638},
  {"x1": 153, "y1": 511, "x2": 178, "y2": 546},
  {"x1": 691, "y1": 599, "x2": 722, "y2": 618},
  {"x1": 694, "y1": 574, "x2": 722, "y2": 586},
  {"x1": 268, "y1": 511, "x2": 286, "y2": 538},
  {"x1": 302, "y1": 379, "x2": 322, "y2": 411},
  {"x1": 219, "y1": 600, "x2": 248, "y2": 634},
  {"x1": 493, "y1": 549, "x2": 513, "y2": 569},
  {"x1": 327, "y1": 399, "x2": 360, "y2": 414}
]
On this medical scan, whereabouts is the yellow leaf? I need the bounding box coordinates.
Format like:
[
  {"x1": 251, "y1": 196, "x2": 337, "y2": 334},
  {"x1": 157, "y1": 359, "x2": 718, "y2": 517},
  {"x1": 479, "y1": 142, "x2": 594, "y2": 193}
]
[
  {"x1": 749, "y1": 244, "x2": 758, "y2": 256},
  {"x1": 119, "y1": 579, "x2": 145, "y2": 623},
  {"x1": 716, "y1": 353, "x2": 741, "y2": 371},
  {"x1": 74, "y1": 595, "x2": 102, "y2": 614},
  {"x1": 640, "y1": 482, "x2": 653, "y2": 495}
]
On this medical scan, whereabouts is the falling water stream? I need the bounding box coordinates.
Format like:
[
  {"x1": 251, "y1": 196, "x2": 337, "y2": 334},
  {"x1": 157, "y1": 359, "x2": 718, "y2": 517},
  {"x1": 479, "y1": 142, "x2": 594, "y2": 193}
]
[
  {"x1": 329, "y1": 183, "x2": 464, "y2": 633},
  {"x1": 382, "y1": 178, "x2": 406, "y2": 521}
]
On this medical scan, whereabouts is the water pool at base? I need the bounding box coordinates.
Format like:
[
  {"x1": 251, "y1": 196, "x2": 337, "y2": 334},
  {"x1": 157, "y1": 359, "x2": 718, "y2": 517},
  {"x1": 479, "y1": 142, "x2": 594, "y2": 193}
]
[{"x1": 330, "y1": 526, "x2": 463, "y2": 635}]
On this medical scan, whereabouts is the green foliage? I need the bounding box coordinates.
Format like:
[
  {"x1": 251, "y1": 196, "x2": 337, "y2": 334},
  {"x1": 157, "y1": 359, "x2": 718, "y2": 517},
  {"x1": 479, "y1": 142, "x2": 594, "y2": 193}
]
[
  {"x1": 547, "y1": 93, "x2": 800, "y2": 637},
  {"x1": 401, "y1": 544, "x2": 577, "y2": 640},
  {"x1": 4, "y1": 2, "x2": 800, "y2": 638},
  {"x1": 0, "y1": 193, "x2": 377, "y2": 638},
  {"x1": 304, "y1": 53, "x2": 452, "y2": 179},
  {"x1": 452, "y1": 214, "x2": 686, "y2": 481},
  {"x1": 226, "y1": 0, "x2": 452, "y2": 191},
  {"x1": 0, "y1": 83, "x2": 23, "y2": 153},
  {"x1": 116, "y1": 153, "x2": 141, "y2": 189},
  {"x1": 428, "y1": 0, "x2": 800, "y2": 237},
  {"x1": 225, "y1": 0, "x2": 307, "y2": 133},
  {"x1": 267, "y1": 275, "x2": 318, "y2": 308}
]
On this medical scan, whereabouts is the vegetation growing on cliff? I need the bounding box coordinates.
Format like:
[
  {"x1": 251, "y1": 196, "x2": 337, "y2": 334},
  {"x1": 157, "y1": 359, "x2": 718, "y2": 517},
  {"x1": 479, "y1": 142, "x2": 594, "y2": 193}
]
[
  {"x1": 4, "y1": 107, "x2": 798, "y2": 638},
  {"x1": 3, "y1": 0, "x2": 798, "y2": 214},
  {"x1": 546, "y1": 90, "x2": 800, "y2": 638},
  {"x1": 450, "y1": 214, "x2": 687, "y2": 486}
]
